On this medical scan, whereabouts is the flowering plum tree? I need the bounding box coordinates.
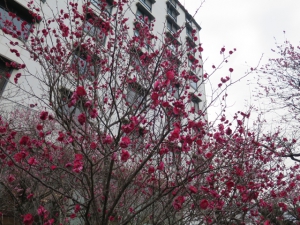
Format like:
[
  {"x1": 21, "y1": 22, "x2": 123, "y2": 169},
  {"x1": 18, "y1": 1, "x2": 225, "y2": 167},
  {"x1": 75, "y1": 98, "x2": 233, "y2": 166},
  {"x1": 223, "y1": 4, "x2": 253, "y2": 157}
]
[
  {"x1": 257, "y1": 36, "x2": 300, "y2": 163},
  {"x1": 0, "y1": 1, "x2": 300, "y2": 225}
]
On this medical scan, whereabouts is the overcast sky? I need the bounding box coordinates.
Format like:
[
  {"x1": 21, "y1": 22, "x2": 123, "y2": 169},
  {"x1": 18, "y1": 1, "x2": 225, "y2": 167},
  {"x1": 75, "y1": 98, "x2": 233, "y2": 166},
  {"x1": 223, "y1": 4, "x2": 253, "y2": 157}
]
[{"x1": 180, "y1": 0, "x2": 300, "y2": 119}]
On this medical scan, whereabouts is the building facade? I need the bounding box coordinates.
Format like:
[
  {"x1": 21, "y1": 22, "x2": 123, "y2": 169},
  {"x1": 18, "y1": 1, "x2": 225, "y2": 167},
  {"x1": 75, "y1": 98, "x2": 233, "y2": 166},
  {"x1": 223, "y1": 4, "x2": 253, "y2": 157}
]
[{"x1": 0, "y1": 0, "x2": 205, "y2": 116}]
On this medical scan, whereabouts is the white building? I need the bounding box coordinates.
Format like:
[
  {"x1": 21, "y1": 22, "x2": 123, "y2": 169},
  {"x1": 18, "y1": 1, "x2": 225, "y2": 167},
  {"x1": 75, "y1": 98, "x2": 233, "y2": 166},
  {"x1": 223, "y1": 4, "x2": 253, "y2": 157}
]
[{"x1": 0, "y1": 0, "x2": 205, "y2": 117}]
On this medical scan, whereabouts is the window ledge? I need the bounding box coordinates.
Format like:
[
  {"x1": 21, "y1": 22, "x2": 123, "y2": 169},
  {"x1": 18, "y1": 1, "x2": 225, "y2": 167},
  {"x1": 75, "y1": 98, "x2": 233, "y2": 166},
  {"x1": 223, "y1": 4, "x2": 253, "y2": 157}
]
[{"x1": 136, "y1": 2, "x2": 155, "y2": 21}]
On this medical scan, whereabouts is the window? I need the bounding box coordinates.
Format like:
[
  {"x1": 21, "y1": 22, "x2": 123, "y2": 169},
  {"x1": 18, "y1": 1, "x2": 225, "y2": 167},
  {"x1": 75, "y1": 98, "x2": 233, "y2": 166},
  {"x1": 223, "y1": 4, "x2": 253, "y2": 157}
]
[
  {"x1": 190, "y1": 75, "x2": 198, "y2": 90},
  {"x1": 72, "y1": 48, "x2": 99, "y2": 81},
  {"x1": 167, "y1": 5, "x2": 178, "y2": 22},
  {"x1": 0, "y1": 58, "x2": 12, "y2": 97},
  {"x1": 133, "y1": 29, "x2": 150, "y2": 50},
  {"x1": 191, "y1": 95, "x2": 201, "y2": 113},
  {"x1": 127, "y1": 83, "x2": 146, "y2": 108},
  {"x1": 188, "y1": 58, "x2": 196, "y2": 73},
  {"x1": 90, "y1": 0, "x2": 112, "y2": 17},
  {"x1": 136, "y1": 9, "x2": 151, "y2": 25},
  {"x1": 0, "y1": 1, "x2": 34, "y2": 40},
  {"x1": 167, "y1": 20, "x2": 177, "y2": 34},
  {"x1": 186, "y1": 27, "x2": 193, "y2": 39},
  {"x1": 168, "y1": 43, "x2": 176, "y2": 52},
  {"x1": 83, "y1": 13, "x2": 107, "y2": 44},
  {"x1": 58, "y1": 88, "x2": 83, "y2": 118},
  {"x1": 168, "y1": 84, "x2": 179, "y2": 99},
  {"x1": 139, "y1": 0, "x2": 152, "y2": 12},
  {"x1": 186, "y1": 14, "x2": 192, "y2": 25},
  {"x1": 129, "y1": 127, "x2": 145, "y2": 152}
]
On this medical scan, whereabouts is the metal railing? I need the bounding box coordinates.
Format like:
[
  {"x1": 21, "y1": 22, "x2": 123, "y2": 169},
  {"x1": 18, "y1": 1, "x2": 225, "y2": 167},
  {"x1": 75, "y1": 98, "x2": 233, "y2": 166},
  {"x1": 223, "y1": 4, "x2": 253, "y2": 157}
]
[{"x1": 139, "y1": 0, "x2": 152, "y2": 11}]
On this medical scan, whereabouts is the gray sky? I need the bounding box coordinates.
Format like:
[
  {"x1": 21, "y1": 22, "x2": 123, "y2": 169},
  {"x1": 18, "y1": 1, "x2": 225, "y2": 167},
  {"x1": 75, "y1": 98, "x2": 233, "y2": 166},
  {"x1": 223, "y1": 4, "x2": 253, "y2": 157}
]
[{"x1": 180, "y1": 0, "x2": 300, "y2": 119}]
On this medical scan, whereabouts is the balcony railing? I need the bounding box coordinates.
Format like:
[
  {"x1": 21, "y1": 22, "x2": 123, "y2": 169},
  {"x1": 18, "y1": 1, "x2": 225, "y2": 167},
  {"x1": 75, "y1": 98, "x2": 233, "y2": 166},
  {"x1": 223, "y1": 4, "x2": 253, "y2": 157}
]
[
  {"x1": 167, "y1": 9, "x2": 177, "y2": 22},
  {"x1": 139, "y1": 0, "x2": 152, "y2": 11},
  {"x1": 169, "y1": 0, "x2": 176, "y2": 8},
  {"x1": 187, "y1": 31, "x2": 193, "y2": 39},
  {"x1": 167, "y1": 26, "x2": 176, "y2": 34}
]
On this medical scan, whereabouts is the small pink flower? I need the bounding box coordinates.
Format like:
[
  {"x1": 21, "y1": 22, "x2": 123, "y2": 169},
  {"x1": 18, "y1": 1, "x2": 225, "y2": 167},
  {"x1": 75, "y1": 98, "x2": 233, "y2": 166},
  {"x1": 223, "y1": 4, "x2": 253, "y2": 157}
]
[
  {"x1": 23, "y1": 214, "x2": 34, "y2": 225},
  {"x1": 158, "y1": 161, "x2": 164, "y2": 171},
  {"x1": 121, "y1": 123, "x2": 134, "y2": 134},
  {"x1": 121, "y1": 149, "x2": 130, "y2": 162},
  {"x1": 19, "y1": 136, "x2": 30, "y2": 145},
  {"x1": 166, "y1": 70, "x2": 175, "y2": 80},
  {"x1": 76, "y1": 86, "x2": 87, "y2": 96},
  {"x1": 173, "y1": 196, "x2": 185, "y2": 211},
  {"x1": 28, "y1": 157, "x2": 37, "y2": 165},
  {"x1": 120, "y1": 136, "x2": 131, "y2": 148},
  {"x1": 50, "y1": 165, "x2": 57, "y2": 170},
  {"x1": 36, "y1": 124, "x2": 43, "y2": 130},
  {"x1": 189, "y1": 185, "x2": 198, "y2": 194},
  {"x1": 78, "y1": 113, "x2": 86, "y2": 125},
  {"x1": 89, "y1": 108, "x2": 98, "y2": 118},
  {"x1": 103, "y1": 135, "x2": 113, "y2": 144},
  {"x1": 151, "y1": 92, "x2": 159, "y2": 101},
  {"x1": 74, "y1": 204, "x2": 80, "y2": 213},
  {"x1": 199, "y1": 199, "x2": 209, "y2": 210},
  {"x1": 90, "y1": 142, "x2": 97, "y2": 149},
  {"x1": 40, "y1": 111, "x2": 48, "y2": 120},
  {"x1": 148, "y1": 166, "x2": 155, "y2": 174},
  {"x1": 229, "y1": 68, "x2": 234, "y2": 72},
  {"x1": 7, "y1": 174, "x2": 15, "y2": 183},
  {"x1": 27, "y1": 193, "x2": 34, "y2": 199}
]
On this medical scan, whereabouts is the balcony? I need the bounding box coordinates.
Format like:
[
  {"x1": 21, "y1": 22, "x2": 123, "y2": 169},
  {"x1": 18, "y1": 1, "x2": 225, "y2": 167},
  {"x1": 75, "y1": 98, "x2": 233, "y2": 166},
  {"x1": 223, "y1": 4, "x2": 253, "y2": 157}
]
[
  {"x1": 136, "y1": 2, "x2": 155, "y2": 22},
  {"x1": 139, "y1": 0, "x2": 152, "y2": 12},
  {"x1": 166, "y1": 2, "x2": 179, "y2": 23},
  {"x1": 168, "y1": 0, "x2": 177, "y2": 8},
  {"x1": 90, "y1": 0, "x2": 113, "y2": 17},
  {"x1": 167, "y1": 9, "x2": 177, "y2": 22}
]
